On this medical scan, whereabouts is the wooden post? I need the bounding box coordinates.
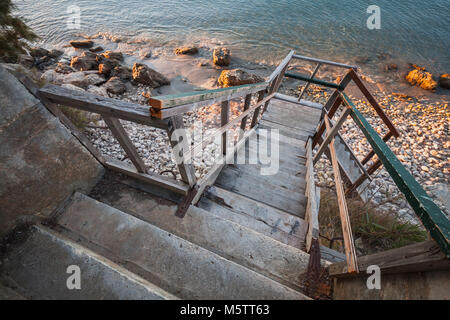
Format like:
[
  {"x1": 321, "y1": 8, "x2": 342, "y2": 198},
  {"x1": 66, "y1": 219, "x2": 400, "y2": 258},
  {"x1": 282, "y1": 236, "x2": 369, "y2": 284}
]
[
  {"x1": 221, "y1": 100, "x2": 230, "y2": 155},
  {"x1": 250, "y1": 90, "x2": 266, "y2": 128},
  {"x1": 239, "y1": 93, "x2": 252, "y2": 140},
  {"x1": 305, "y1": 139, "x2": 320, "y2": 252},
  {"x1": 324, "y1": 115, "x2": 359, "y2": 274},
  {"x1": 103, "y1": 116, "x2": 147, "y2": 173},
  {"x1": 298, "y1": 62, "x2": 321, "y2": 102},
  {"x1": 167, "y1": 115, "x2": 197, "y2": 187}
]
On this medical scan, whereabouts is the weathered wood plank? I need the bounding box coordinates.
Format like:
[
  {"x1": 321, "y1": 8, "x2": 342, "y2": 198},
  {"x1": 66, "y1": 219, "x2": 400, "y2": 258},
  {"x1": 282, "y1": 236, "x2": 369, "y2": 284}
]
[
  {"x1": 239, "y1": 93, "x2": 252, "y2": 139},
  {"x1": 104, "y1": 157, "x2": 189, "y2": 195},
  {"x1": 39, "y1": 84, "x2": 169, "y2": 129},
  {"x1": 103, "y1": 116, "x2": 147, "y2": 173},
  {"x1": 267, "y1": 50, "x2": 295, "y2": 83},
  {"x1": 298, "y1": 62, "x2": 321, "y2": 101},
  {"x1": 313, "y1": 107, "x2": 351, "y2": 165},
  {"x1": 305, "y1": 139, "x2": 320, "y2": 252},
  {"x1": 149, "y1": 82, "x2": 268, "y2": 109},
  {"x1": 329, "y1": 240, "x2": 450, "y2": 277},
  {"x1": 292, "y1": 54, "x2": 358, "y2": 70},
  {"x1": 250, "y1": 90, "x2": 267, "y2": 128},
  {"x1": 324, "y1": 115, "x2": 359, "y2": 273},
  {"x1": 166, "y1": 115, "x2": 197, "y2": 187},
  {"x1": 12, "y1": 73, "x2": 105, "y2": 164},
  {"x1": 273, "y1": 93, "x2": 323, "y2": 110},
  {"x1": 221, "y1": 100, "x2": 229, "y2": 155}
]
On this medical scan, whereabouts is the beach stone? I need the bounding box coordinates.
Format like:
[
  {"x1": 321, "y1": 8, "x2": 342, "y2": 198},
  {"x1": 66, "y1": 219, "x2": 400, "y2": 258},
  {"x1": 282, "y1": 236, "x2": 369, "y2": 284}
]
[
  {"x1": 100, "y1": 51, "x2": 124, "y2": 62},
  {"x1": 48, "y1": 49, "x2": 64, "y2": 59},
  {"x1": 110, "y1": 66, "x2": 132, "y2": 80},
  {"x1": 384, "y1": 63, "x2": 398, "y2": 71},
  {"x1": 62, "y1": 71, "x2": 88, "y2": 87},
  {"x1": 132, "y1": 63, "x2": 170, "y2": 88},
  {"x1": 87, "y1": 85, "x2": 108, "y2": 97},
  {"x1": 104, "y1": 77, "x2": 126, "y2": 94},
  {"x1": 40, "y1": 69, "x2": 62, "y2": 84},
  {"x1": 174, "y1": 46, "x2": 198, "y2": 55},
  {"x1": 54, "y1": 62, "x2": 74, "y2": 74},
  {"x1": 18, "y1": 54, "x2": 35, "y2": 69},
  {"x1": 70, "y1": 54, "x2": 98, "y2": 71},
  {"x1": 218, "y1": 69, "x2": 264, "y2": 88},
  {"x1": 89, "y1": 46, "x2": 104, "y2": 53},
  {"x1": 438, "y1": 74, "x2": 450, "y2": 90},
  {"x1": 213, "y1": 47, "x2": 231, "y2": 66},
  {"x1": 85, "y1": 73, "x2": 106, "y2": 86},
  {"x1": 61, "y1": 83, "x2": 85, "y2": 92},
  {"x1": 29, "y1": 47, "x2": 50, "y2": 58},
  {"x1": 405, "y1": 65, "x2": 437, "y2": 90},
  {"x1": 69, "y1": 40, "x2": 94, "y2": 49}
]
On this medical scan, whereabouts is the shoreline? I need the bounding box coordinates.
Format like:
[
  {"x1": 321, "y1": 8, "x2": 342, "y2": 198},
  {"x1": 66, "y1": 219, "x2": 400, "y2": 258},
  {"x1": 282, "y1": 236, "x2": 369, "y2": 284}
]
[{"x1": 4, "y1": 34, "x2": 449, "y2": 222}]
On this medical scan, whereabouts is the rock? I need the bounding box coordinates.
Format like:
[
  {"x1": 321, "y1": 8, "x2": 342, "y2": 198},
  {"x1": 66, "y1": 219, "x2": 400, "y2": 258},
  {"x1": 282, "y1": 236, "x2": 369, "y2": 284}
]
[
  {"x1": 100, "y1": 51, "x2": 124, "y2": 62},
  {"x1": 70, "y1": 52, "x2": 99, "y2": 71},
  {"x1": 174, "y1": 47, "x2": 198, "y2": 55},
  {"x1": 405, "y1": 65, "x2": 437, "y2": 90},
  {"x1": 104, "y1": 77, "x2": 126, "y2": 94},
  {"x1": 40, "y1": 69, "x2": 62, "y2": 84},
  {"x1": 218, "y1": 69, "x2": 264, "y2": 88},
  {"x1": 97, "y1": 57, "x2": 121, "y2": 77},
  {"x1": 62, "y1": 71, "x2": 88, "y2": 87},
  {"x1": 29, "y1": 47, "x2": 50, "y2": 58},
  {"x1": 110, "y1": 66, "x2": 132, "y2": 80},
  {"x1": 87, "y1": 85, "x2": 108, "y2": 97},
  {"x1": 438, "y1": 74, "x2": 450, "y2": 90},
  {"x1": 132, "y1": 63, "x2": 170, "y2": 88},
  {"x1": 54, "y1": 62, "x2": 74, "y2": 74},
  {"x1": 48, "y1": 49, "x2": 64, "y2": 59},
  {"x1": 18, "y1": 54, "x2": 34, "y2": 68},
  {"x1": 89, "y1": 46, "x2": 104, "y2": 53},
  {"x1": 384, "y1": 63, "x2": 398, "y2": 71},
  {"x1": 35, "y1": 56, "x2": 55, "y2": 70},
  {"x1": 213, "y1": 47, "x2": 231, "y2": 66},
  {"x1": 85, "y1": 73, "x2": 106, "y2": 86},
  {"x1": 69, "y1": 40, "x2": 94, "y2": 49},
  {"x1": 61, "y1": 83, "x2": 85, "y2": 92}
]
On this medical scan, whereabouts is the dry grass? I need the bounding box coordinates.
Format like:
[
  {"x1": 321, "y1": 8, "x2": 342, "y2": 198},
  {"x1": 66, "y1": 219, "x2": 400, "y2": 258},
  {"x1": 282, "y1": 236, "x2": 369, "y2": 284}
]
[{"x1": 318, "y1": 188, "x2": 427, "y2": 255}]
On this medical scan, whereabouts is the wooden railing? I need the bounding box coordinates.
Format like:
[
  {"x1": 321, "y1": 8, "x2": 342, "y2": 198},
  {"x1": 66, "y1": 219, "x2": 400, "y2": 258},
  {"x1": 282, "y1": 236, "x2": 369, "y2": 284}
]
[{"x1": 15, "y1": 51, "x2": 293, "y2": 218}]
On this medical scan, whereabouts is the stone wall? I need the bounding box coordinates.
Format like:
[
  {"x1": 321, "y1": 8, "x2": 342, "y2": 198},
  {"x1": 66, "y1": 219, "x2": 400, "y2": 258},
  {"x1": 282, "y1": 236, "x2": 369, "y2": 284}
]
[
  {"x1": 0, "y1": 65, "x2": 104, "y2": 238},
  {"x1": 333, "y1": 269, "x2": 450, "y2": 300}
]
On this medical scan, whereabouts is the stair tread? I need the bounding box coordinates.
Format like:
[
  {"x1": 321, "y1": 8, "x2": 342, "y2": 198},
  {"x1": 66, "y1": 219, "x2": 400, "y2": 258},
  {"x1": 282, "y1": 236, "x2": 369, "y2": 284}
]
[
  {"x1": 57, "y1": 192, "x2": 309, "y2": 300},
  {"x1": 0, "y1": 225, "x2": 176, "y2": 300}
]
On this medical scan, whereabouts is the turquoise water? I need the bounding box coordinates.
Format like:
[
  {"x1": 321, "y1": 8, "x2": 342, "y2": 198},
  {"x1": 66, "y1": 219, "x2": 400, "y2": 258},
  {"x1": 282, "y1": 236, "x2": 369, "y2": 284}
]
[{"x1": 17, "y1": 0, "x2": 450, "y2": 73}]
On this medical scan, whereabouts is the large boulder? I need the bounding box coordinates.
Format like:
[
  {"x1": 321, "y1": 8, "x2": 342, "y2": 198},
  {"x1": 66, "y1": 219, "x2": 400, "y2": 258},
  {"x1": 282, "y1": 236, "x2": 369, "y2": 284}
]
[
  {"x1": 213, "y1": 47, "x2": 231, "y2": 66},
  {"x1": 70, "y1": 52, "x2": 99, "y2": 71},
  {"x1": 69, "y1": 40, "x2": 94, "y2": 49},
  {"x1": 132, "y1": 63, "x2": 170, "y2": 88},
  {"x1": 54, "y1": 61, "x2": 74, "y2": 74},
  {"x1": 0, "y1": 65, "x2": 104, "y2": 238},
  {"x1": 100, "y1": 51, "x2": 124, "y2": 62},
  {"x1": 174, "y1": 46, "x2": 198, "y2": 55},
  {"x1": 110, "y1": 66, "x2": 132, "y2": 80},
  {"x1": 218, "y1": 69, "x2": 264, "y2": 88},
  {"x1": 405, "y1": 64, "x2": 437, "y2": 91},
  {"x1": 29, "y1": 47, "x2": 50, "y2": 58},
  {"x1": 438, "y1": 74, "x2": 450, "y2": 90}
]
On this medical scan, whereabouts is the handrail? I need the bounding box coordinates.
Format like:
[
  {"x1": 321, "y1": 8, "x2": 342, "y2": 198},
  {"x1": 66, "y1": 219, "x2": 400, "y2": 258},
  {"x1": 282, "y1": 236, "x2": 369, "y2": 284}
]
[
  {"x1": 149, "y1": 81, "x2": 268, "y2": 109},
  {"x1": 292, "y1": 54, "x2": 358, "y2": 70},
  {"x1": 285, "y1": 72, "x2": 343, "y2": 90},
  {"x1": 344, "y1": 93, "x2": 450, "y2": 258}
]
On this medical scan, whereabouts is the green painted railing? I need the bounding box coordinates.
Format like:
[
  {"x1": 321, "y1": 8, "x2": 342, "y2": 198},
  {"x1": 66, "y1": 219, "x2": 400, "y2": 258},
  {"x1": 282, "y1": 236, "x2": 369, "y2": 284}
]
[
  {"x1": 342, "y1": 93, "x2": 450, "y2": 257},
  {"x1": 284, "y1": 72, "x2": 344, "y2": 90}
]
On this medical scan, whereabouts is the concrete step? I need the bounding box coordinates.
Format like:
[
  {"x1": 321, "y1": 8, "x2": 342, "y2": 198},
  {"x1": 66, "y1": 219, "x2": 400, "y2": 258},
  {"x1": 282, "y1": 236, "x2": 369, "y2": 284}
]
[
  {"x1": 0, "y1": 225, "x2": 177, "y2": 300},
  {"x1": 57, "y1": 193, "x2": 309, "y2": 300}
]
